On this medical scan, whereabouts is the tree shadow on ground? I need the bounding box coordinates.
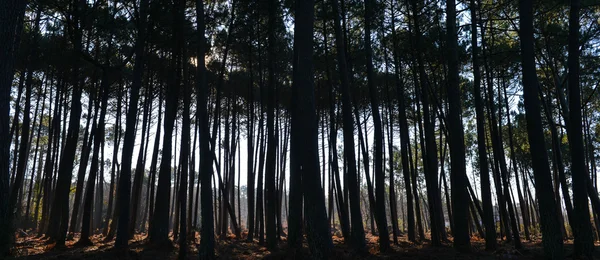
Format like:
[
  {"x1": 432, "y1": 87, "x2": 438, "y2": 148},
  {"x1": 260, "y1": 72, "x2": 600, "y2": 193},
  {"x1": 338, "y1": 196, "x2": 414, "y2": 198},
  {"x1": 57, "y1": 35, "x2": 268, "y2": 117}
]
[{"x1": 8, "y1": 233, "x2": 600, "y2": 259}]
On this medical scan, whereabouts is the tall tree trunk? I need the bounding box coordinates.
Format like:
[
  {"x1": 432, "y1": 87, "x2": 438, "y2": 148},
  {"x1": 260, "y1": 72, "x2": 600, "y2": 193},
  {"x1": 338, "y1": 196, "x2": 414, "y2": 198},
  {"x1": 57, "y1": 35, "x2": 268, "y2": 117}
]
[
  {"x1": 40, "y1": 80, "x2": 61, "y2": 235},
  {"x1": 146, "y1": 88, "x2": 162, "y2": 233},
  {"x1": 364, "y1": 0, "x2": 389, "y2": 251},
  {"x1": 25, "y1": 80, "x2": 46, "y2": 229},
  {"x1": 0, "y1": 0, "x2": 27, "y2": 254},
  {"x1": 78, "y1": 72, "x2": 109, "y2": 246},
  {"x1": 115, "y1": 0, "x2": 148, "y2": 247},
  {"x1": 355, "y1": 107, "x2": 376, "y2": 235},
  {"x1": 246, "y1": 14, "x2": 256, "y2": 241},
  {"x1": 287, "y1": 47, "x2": 303, "y2": 250},
  {"x1": 411, "y1": 92, "x2": 425, "y2": 240},
  {"x1": 391, "y1": 37, "x2": 416, "y2": 244},
  {"x1": 68, "y1": 90, "x2": 96, "y2": 238},
  {"x1": 130, "y1": 85, "x2": 152, "y2": 236},
  {"x1": 103, "y1": 84, "x2": 123, "y2": 236},
  {"x1": 380, "y1": 19, "x2": 399, "y2": 244},
  {"x1": 409, "y1": 0, "x2": 444, "y2": 245},
  {"x1": 323, "y1": 22, "x2": 350, "y2": 242},
  {"x1": 567, "y1": 0, "x2": 594, "y2": 256},
  {"x1": 389, "y1": 2, "x2": 415, "y2": 243},
  {"x1": 480, "y1": 20, "x2": 513, "y2": 243},
  {"x1": 34, "y1": 80, "x2": 54, "y2": 234},
  {"x1": 291, "y1": 0, "x2": 333, "y2": 256},
  {"x1": 10, "y1": 8, "x2": 42, "y2": 226},
  {"x1": 518, "y1": 0, "x2": 564, "y2": 257},
  {"x1": 196, "y1": 0, "x2": 216, "y2": 257},
  {"x1": 179, "y1": 16, "x2": 190, "y2": 255},
  {"x1": 470, "y1": 0, "x2": 496, "y2": 250},
  {"x1": 96, "y1": 135, "x2": 105, "y2": 232},
  {"x1": 46, "y1": 0, "x2": 84, "y2": 246},
  {"x1": 256, "y1": 102, "x2": 265, "y2": 244},
  {"x1": 265, "y1": 0, "x2": 278, "y2": 250},
  {"x1": 142, "y1": 82, "x2": 156, "y2": 233},
  {"x1": 446, "y1": 0, "x2": 470, "y2": 250},
  {"x1": 503, "y1": 80, "x2": 531, "y2": 241}
]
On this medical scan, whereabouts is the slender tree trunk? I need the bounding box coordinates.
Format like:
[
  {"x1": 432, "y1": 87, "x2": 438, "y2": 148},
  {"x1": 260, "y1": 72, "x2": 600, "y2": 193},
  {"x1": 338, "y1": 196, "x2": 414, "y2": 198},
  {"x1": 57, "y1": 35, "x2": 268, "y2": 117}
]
[
  {"x1": 25, "y1": 80, "x2": 46, "y2": 228},
  {"x1": 389, "y1": 6, "x2": 415, "y2": 242},
  {"x1": 68, "y1": 89, "x2": 96, "y2": 237},
  {"x1": 323, "y1": 24, "x2": 350, "y2": 241},
  {"x1": 246, "y1": 16, "x2": 256, "y2": 241},
  {"x1": 567, "y1": 0, "x2": 594, "y2": 255},
  {"x1": 364, "y1": 0, "x2": 389, "y2": 251},
  {"x1": 40, "y1": 79, "x2": 61, "y2": 235},
  {"x1": 470, "y1": 0, "x2": 496, "y2": 250},
  {"x1": 196, "y1": 0, "x2": 215, "y2": 257},
  {"x1": 130, "y1": 85, "x2": 152, "y2": 236},
  {"x1": 179, "y1": 18, "x2": 190, "y2": 255},
  {"x1": 480, "y1": 20, "x2": 514, "y2": 243},
  {"x1": 46, "y1": 1, "x2": 84, "y2": 246},
  {"x1": 78, "y1": 72, "x2": 110, "y2": 246},
  {"x1": 264, "y1": 0, "x2": 278, "y2": 250},
  {"x1": 380, "y1": 19, "x2": 399, "y2": 244},
  {"x1": 354, "y1": 107, "x2": 376, "y2": 235},
  {"x1": 115, "y1": 0, "x2": 148, "y2": 247},
  {"x1": 103, "y1": 84, "x2": 123, "y2": 236},
  {"x1": 10, "y1": 9, "x2": 42, "y2": 227},
  {"x1": 503, "y1": 81, "x2": 531, "y2": 241},
  {"x1": 409, "y1": 0, "x2": 444, "y2": 245}
]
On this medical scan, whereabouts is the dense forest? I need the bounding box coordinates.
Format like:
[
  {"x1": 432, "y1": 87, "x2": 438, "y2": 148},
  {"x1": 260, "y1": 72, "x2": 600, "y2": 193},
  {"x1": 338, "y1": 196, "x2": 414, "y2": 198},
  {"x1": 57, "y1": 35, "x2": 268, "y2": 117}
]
[{"x1": 1, "y1": 0, "x2": 600, "y2": 258}]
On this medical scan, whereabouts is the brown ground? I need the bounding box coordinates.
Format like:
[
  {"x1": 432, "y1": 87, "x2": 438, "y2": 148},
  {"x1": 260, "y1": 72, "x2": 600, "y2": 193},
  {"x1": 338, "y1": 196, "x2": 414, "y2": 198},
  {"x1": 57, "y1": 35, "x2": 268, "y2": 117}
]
[{"x1": 7, "y1": 231, "x2": 600, "y2": 259}]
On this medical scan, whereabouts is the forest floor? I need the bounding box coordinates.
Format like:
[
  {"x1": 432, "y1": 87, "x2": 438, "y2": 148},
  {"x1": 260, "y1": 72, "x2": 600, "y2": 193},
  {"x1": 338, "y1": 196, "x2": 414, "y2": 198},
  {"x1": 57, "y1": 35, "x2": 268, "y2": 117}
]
[{"x1": 7, "y1": 231, "x2": 600, "y2": 259}]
